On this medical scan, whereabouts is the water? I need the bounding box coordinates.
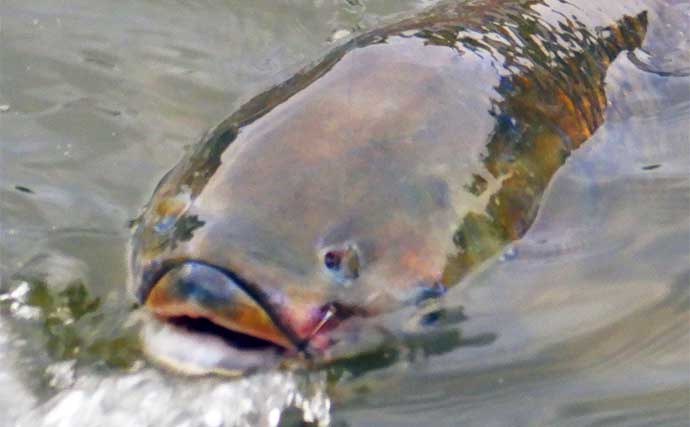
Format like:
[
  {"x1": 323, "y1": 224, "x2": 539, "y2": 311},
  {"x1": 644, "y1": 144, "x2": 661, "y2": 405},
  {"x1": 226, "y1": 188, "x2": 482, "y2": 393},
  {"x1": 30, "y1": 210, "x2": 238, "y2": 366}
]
[{"x1": 1, "y1": 0, "x2": 688, "y2": 426}]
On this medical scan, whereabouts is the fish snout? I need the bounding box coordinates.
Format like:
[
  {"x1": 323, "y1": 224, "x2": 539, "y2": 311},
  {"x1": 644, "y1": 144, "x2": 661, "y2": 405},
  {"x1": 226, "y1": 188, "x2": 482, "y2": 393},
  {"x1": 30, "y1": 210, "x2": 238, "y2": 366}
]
[
  {"x1": 143, "y1": 261, "x2": 297, "y2": 350},
  {"x1": 139, "y1": 260, "x2": 364, "y2": 367}
]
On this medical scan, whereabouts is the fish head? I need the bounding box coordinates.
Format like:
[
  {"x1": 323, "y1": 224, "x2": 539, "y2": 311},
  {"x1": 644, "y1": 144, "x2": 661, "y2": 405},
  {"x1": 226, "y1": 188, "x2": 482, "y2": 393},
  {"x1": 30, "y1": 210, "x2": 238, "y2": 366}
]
[
  {"x1": 127, "y1": 38, "x2": 492, "y2": 374},
  {"x1": 127, "y1": 131, "x2": 459, "y2": 374}
]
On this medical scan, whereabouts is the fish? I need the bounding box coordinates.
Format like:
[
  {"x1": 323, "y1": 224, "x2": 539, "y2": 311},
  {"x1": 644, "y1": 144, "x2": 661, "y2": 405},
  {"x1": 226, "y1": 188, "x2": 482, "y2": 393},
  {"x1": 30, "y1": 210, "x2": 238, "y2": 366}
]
[{"x1": 127, "y1": 0, "x2": 649, "y2": 374}]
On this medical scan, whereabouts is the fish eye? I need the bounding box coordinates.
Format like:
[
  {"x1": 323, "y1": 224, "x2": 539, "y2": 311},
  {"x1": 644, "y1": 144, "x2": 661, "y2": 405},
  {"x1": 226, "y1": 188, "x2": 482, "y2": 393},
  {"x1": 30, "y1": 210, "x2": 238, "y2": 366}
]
[
  {"x1": 321, "y1": 245, "x2": 360, "y2": 281},
  {"x1": 323, "y1": 250, "x2": 342, "y2": 271}
]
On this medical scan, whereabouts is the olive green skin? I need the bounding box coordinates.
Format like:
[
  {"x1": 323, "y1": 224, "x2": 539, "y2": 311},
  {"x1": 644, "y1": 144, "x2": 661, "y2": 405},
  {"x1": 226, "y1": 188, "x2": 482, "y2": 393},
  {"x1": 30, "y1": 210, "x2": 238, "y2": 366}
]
[{"x1": 128, "y1": 0, "x2": 648, "y2": 358}]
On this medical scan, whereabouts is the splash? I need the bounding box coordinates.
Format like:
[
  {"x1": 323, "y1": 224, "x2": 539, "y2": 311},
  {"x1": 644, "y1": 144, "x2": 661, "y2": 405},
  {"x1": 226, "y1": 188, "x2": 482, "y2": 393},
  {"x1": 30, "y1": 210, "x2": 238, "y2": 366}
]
[{"x1": 15, "y1": 369, "x2": 331, "y2": 427}]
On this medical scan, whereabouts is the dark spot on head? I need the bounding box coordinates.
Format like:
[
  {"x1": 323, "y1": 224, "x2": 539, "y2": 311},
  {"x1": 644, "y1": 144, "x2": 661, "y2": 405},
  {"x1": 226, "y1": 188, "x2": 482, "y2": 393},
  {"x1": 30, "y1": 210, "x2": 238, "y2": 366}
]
[
  {"x1": 169, "y1": 215, "x2": 204, "y2": 246},
  {"x1": 151, "y1": 214, "x2": 205, "y2": 252}
]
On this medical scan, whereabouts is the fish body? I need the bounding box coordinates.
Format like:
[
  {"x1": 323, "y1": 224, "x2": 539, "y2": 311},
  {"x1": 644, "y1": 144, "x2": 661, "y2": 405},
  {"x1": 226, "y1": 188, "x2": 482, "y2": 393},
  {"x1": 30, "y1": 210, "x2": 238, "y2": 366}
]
[{"x1": 128, "y1": 0, "x2": 648, "y2": 374}]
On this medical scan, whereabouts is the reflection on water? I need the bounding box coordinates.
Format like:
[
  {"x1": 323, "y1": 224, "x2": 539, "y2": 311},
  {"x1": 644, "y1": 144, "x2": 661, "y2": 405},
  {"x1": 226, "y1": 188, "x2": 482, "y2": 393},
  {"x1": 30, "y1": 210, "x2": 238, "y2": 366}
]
[{"x1": 0, "y1": 0, "x2": 688, "y2": 426}]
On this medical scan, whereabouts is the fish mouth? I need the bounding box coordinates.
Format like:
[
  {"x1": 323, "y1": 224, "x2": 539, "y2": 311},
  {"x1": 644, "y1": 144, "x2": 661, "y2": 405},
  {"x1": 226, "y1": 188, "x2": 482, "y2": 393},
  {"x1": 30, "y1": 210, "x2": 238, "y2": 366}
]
[{"x1": 138, "y1": 260, "x2": 307, "y2": 375}]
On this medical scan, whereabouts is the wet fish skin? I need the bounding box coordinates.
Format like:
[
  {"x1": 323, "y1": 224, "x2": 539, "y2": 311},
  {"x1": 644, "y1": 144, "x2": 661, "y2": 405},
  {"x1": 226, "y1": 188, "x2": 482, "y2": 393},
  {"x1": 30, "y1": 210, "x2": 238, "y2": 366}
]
[{"x1": 127, "y1": 0, "x2": 649, "y2": 369}]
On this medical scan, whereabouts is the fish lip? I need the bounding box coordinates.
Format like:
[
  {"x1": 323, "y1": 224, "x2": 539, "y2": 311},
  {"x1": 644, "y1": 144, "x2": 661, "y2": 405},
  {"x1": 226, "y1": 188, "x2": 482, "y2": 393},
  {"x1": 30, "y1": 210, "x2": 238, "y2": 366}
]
[
  {"x1": 134, "y1": 258, "x2": 177, "y2": 304},
  {"x1": 140, "y1": 313, "x2": 287, "y2": 376},
  {"x1": 136, "y1": 259, "x2": 306, "y2": 353}
]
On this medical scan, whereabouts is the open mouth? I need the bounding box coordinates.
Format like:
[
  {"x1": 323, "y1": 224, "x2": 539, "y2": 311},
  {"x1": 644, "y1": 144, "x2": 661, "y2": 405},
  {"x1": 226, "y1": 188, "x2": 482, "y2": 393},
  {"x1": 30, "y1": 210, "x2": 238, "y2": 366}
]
[
  {"x1": 138, "y1": 261, "x2": 301, "y2": 375},
  {"x1": 165, "y1": 315, "x2": 287, "y2": 352},
  {"x1": 141, "y1": 314, "x2": 289, "y2": 375},
  {"x1": 137, "y1": 260, "x2": 369, "y2": 374}
]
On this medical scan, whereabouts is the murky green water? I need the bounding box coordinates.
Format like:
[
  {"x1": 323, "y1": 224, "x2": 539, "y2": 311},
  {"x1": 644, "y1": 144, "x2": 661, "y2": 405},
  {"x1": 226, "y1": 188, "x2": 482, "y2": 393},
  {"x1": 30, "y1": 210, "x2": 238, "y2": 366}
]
[{"x1": 1, "y1": 1, "x2": 688, "y2": 426}]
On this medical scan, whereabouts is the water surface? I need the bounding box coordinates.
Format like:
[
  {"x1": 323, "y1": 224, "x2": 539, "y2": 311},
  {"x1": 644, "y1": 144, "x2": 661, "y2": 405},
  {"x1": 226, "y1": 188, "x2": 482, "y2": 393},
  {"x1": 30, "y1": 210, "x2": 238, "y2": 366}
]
[{"x1": 1, "y1": 1, "x2": 688, "y2": 426}]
